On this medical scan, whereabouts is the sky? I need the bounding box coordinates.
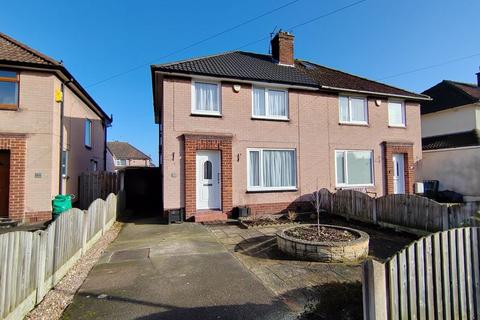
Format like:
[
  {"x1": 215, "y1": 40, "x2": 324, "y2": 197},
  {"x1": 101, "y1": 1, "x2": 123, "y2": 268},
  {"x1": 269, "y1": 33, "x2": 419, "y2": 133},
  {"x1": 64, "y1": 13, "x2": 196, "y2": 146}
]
[{"x1": 1, "y1": 0, "x2": 479, "y2": 164}]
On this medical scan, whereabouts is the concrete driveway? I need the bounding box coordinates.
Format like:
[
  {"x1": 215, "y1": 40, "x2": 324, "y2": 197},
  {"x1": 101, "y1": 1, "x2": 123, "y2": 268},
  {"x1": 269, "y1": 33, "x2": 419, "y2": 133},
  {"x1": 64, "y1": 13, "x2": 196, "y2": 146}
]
[{"x1": 62, "y1": 217, "x2": 294, "y2": 320}]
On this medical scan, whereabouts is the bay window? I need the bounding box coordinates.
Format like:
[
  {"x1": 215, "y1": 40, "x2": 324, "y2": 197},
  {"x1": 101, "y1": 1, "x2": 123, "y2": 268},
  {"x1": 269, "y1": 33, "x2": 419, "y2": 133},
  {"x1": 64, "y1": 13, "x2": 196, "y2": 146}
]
[
  {"x1": 252, "y1": 86, "x2": 288, "y2": 119},
  {"x1": 339, "y1": 96, "x2": 368, "y2": 124},
  {"x1": 192, "y1": 81, "x2": 221, "y2": 115},
  {"x1": 335, "y1": 150, "x2": 373, "y2": 186},
  {"x1": 388, "y1": 100, "x2": 406, "y2": 127},
  {"x1": 248, "y1": 148, "x2": 296, "y2": 191}
]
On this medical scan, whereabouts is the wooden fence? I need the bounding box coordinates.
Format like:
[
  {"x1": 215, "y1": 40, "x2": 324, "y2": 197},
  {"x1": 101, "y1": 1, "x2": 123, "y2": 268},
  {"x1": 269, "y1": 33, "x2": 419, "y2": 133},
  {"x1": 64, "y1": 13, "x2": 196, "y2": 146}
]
[
  {"x1": 318, "y1": 189, "x2": 479, "y2": 234},
  {"x1": 363, "y1": 227, "x2": 480, "y2": 320},
  {"x1": 78, "y1": 171, "x2": 119, "y2": 209},
  {"x1": 0, "y1": 193, "x2": 119, "y2": 320}
]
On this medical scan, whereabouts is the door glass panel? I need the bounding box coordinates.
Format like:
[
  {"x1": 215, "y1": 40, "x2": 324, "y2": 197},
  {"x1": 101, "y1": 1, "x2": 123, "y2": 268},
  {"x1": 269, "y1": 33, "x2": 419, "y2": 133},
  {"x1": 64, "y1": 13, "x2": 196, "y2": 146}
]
[{"x1": 204, "y1": 160, "x2": 212, "y2": 180}]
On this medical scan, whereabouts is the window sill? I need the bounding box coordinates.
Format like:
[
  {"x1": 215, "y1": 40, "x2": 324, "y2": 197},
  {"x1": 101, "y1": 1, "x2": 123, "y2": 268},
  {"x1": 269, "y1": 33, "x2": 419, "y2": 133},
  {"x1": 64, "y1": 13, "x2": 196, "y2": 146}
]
[
  {"x1": 0, "y1": 104, "x2": 18, "y2": 111},
  {"x1": 251, "y1": 116, "x2": 289, "y2": 122},
  {"x1": 85, "y1": 145, "x2": 92, "y2": 150},
  {"x1": 190, "y1": 112, "x2": 222, "y2": 118},
  {"x1": 338, "y1": 122, "x2": 369, "y2": 127},
  {"x1": 246, "y1": 188, "x2": 298, "y2": 194},
  {"x1": 388, "y1": 125, "x2": 406, "y2": 129},
  {"x1": 335, "y1": 185, "x2": 374, "y2": 189}
]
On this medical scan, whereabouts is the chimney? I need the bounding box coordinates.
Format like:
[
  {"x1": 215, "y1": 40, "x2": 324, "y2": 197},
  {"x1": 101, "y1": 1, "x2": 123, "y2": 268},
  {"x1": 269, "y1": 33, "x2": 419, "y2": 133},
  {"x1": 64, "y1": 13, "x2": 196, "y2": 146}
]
[
  {"x1": 271, "y1": 31, "x2": 294, "y2": 66},
  {"x1": 476, "y1": 67, "x2": 480, "y2": 86}
]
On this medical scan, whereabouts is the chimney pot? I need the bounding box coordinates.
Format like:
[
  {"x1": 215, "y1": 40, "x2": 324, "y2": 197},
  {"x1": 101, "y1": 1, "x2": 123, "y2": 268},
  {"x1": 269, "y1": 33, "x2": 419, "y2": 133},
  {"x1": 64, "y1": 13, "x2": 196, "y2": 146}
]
[{"x1": 271, "y1": 31, "x2": 294, "y2": 66}]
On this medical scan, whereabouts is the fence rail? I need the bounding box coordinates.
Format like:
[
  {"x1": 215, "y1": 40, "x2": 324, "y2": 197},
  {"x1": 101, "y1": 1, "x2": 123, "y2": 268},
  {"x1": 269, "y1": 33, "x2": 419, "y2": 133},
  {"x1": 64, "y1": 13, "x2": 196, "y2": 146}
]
[
  {"x1": 363, "y1": 227, "x2": 480, "y2": 320},
  {"x1": 78, "y1": 171, "x2": 119, "y2": 209},
  {"x1": 319, "y1": 189, "x2": 479, "y2": 233},
  {"x1": 0, "y1": 193, "x2": 119, "y2": 320}
]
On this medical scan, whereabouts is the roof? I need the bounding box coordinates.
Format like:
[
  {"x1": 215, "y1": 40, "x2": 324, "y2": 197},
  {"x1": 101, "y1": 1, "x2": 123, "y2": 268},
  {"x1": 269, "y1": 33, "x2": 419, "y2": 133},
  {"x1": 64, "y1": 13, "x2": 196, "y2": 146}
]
[
  {"x1": 107, "y1": 141, "x2": 151, "y2": 160},
  {"x1": 422, "y1": 130, "x2": 480, "y2": 150},
  {"x1": 151, "y1": 51, "x2": 428, "y2": 100},
  {"x1": 421, "y1": 80, "x2": 480, "y2": 114},
  {"x1": 0, "y1": 32, "x2": 111, "y2": 123}
]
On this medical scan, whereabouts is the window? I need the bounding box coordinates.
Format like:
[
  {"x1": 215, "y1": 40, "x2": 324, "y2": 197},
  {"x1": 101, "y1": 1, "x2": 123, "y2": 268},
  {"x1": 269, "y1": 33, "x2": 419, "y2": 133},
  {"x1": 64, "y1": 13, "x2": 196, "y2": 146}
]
[
  {"x1": 90, "y1": 160, "x2": 98, "y2": 172},
  {"x1": 388, "y1": 100, "x2": 406, "y2": 127},
  {"x1": 84, "y1": 119, "x2": 92, "y2": 148},
  {"x1": 0, "y1": 70, "x2": 19, "y2": 110},
  {"x1": 192, "y1": 81, "x2": 221, "y2": 115},
  {"x1": 252, "y1": 87, "x2": 288, "y2": 119},
  {"x1": 335, "y1": 150, "x2": 373, "y2": 186},
  {"x1": 204, "y1": 161, "x2": 212, "y2": 179},
  {"x1": 61, "y1": 150, "x2": 68, "y2": 177},
  {"x1": 248, "y1": 149, "x2": 296, "y2": 191},
  {"x1": 115, "y1": 159, "x2": 127, "y2": 166},
  {"x1": 339, "y1": 96, "x2": 368, "y2": 124}
]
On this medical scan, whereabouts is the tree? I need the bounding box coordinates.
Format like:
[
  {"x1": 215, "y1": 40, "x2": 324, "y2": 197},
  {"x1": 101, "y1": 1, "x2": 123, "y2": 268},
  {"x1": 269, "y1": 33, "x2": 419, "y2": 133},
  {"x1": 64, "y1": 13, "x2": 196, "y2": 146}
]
[{"x1": 310, "y1": 188, "x2": 324, "y2": 235}]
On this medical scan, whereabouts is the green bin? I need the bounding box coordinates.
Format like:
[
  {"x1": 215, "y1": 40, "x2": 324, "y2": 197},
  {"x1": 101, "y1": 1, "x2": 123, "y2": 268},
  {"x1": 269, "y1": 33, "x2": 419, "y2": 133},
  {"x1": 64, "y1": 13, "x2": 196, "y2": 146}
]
[{"x1": 52, "y1": 194, "x2": 72, "y2": 219}]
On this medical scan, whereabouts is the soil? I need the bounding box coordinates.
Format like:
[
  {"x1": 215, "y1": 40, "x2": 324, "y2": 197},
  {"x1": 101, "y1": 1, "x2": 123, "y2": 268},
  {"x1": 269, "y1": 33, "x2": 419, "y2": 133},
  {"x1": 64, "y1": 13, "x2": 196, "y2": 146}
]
[
  {"x1": 241, "y1": 215, "x2": 294, "y2": 227},
  {"x1": 284, "y1": 225, "x2": 358, "y2": 242}
]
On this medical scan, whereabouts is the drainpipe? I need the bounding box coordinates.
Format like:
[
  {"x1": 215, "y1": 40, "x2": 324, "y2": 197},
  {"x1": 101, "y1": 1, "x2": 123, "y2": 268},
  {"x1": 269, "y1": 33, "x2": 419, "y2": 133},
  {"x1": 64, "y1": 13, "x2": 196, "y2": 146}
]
[{"x1": 58, "y1": 83, "x2": 66, "y2": 195}]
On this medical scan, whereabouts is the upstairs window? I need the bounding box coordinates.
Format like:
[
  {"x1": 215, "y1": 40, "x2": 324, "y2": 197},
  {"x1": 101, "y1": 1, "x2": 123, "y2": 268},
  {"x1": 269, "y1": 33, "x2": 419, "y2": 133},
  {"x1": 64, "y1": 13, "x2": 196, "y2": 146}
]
[
  {"x1": 84, "y1": 119, "x2": 92, "y2": 148},
  {"x1": 0, "y1": 70, "x2": 19, "y2": 110},
  {"x1": 192, "y1": 81, "x2": 221, "y2": 115},
  {"x1": 252, "y1": 87, "x2": 288, "y2": 119},
  {"x1": 388, "y1": 100, "x2": 406, "y2": 127},
  {"x1": 339, "y1": 96, "x2": 368, "y2": 125},
  {"x1": 115, "y1": 159, "x2": 127, "y2": 166}
]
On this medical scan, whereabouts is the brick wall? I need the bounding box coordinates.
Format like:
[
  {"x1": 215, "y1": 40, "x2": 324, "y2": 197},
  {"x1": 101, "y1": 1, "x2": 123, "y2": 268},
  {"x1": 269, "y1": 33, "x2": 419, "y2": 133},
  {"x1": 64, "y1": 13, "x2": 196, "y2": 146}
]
[
  {"x1": 0, "y1": 134, "x2": 26, "y2": 220},
  {"x1": 184, "y1": 134, "x2": 233, "y2": 219},
  {"x1": 247, "y1": 201, "x2": 311, "y2": 217},
  {"x1": 383, "y1": 142, "x2": 414, "y2": 194}
]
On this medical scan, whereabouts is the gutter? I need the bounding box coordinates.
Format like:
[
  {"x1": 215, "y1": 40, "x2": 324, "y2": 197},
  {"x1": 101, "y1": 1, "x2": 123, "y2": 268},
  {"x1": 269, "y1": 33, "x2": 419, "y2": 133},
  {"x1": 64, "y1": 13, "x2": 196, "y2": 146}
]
[{"x1": 320, "y1": 85, "x2": 432, "y2": 101}]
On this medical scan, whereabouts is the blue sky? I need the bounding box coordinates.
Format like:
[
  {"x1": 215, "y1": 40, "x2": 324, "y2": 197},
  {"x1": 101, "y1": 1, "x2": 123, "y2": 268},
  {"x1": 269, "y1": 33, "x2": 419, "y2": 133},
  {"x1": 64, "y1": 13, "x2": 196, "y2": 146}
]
[{"x1": 1, "y1": 0, "x2": 479, "y2": 164}]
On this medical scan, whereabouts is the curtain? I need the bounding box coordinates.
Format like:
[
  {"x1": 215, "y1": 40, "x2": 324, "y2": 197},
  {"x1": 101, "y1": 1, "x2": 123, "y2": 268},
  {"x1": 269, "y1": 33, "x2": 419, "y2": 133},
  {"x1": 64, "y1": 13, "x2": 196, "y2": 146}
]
[
  {"x1": 346, "y1": 151, "x2": 372, "y2": 185},
  {"x1": 335, "y1": 151, "x2": 345, "y2": 184},
  {"x1": 249, "y1": 151, "x2": 260, "y2": 187},
  {"x1": 350, "y1": 98, "x2": 366, "y2": 122},
  {"x1": 388, "y1": 102, "x2": 404, "y2": 125},
  {"x1": 339, "y1": 96, "x2": 349, "y2": 122},
  {"x1": 268, "y1": 90, "x2": 286, "y2": 116},
  {"x1": 262, "y1": 150, "x2": 295, "y2": 187},
  {"x1": 253, "y1": 87, "x2": 265, "y2": 116},
  {"x1": 195, "y1": 82, "x2": 218, "y2": 111}
]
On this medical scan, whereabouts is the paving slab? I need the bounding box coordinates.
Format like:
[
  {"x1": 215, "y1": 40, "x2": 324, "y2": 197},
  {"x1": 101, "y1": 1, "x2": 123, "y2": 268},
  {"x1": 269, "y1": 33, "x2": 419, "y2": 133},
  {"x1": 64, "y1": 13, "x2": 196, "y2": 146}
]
[{"x1": 62, "y1": 218, "x2": 294, "y2": 320}]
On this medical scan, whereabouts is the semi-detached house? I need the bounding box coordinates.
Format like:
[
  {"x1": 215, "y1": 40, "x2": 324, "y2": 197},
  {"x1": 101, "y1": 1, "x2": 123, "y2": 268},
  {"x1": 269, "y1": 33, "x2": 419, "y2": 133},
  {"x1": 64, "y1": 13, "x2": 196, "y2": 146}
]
[{"x1": 151, "y1": 31, "x2": 430, "y2": 222}]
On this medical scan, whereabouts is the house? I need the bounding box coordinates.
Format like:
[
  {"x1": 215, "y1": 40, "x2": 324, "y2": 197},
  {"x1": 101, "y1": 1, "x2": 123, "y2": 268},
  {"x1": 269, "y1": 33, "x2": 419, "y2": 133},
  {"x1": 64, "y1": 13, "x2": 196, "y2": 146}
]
[
  {"x1": 151, "y1": 31, "x2": 429, "y2": 222},
  {"x1": 0, "y1": 32, "x2": 111, "y2": 222},
  {"x1": 416, "y1": 71, "x2": 480, "y2": 202},
  {"x1": 106, "y1": 141, "x2": 153, "y2": 171}
]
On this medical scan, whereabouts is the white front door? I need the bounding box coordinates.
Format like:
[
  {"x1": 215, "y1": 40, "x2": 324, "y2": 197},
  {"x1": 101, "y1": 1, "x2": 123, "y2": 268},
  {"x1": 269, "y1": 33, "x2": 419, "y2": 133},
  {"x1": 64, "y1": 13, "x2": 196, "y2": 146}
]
[
  {"x1": 392, "y1": 153, "x2": 405, "y2": 194},
  {"x1": 196, "y1": 151, "x2": 221, "y2": 210}
]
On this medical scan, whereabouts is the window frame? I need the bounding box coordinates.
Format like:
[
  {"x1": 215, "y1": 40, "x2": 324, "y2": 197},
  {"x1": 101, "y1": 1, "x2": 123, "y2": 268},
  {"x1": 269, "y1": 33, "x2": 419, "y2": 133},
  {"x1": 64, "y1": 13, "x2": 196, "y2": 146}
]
[
  {"x1": 251, "y1": 86, "x2": 289, "y2": 120},
  {"x1": 247, "y1": 148, "x2": 297, "y2": 192},
  {"x1": 334, "y1": 149, "x2": 374, "y2": 187},
  {"x1": 115, "y1": 159, "x2": 127, "y2": 166},
  {"x1": 191, "y1": 79, "x2": 222, "y2": 116},
  {"x1": 61, "y1": 150, "x2": 68, "y2": 178},
  {"x1": 388, "y1": 99, "x2": 406, "y2": 127},
  {"x1": 0, "y1": 69, "x2": 20, "y2": 111},
  {"x1": 84, "y1": 119, "x2": 92, "y2": 148},
  {"x1": 338, "y1": 95, "x2": 368, "y2": 125}
]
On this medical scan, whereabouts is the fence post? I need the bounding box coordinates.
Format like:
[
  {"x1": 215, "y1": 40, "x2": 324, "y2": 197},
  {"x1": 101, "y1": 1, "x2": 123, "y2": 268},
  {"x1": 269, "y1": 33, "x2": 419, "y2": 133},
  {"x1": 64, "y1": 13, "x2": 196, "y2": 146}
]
[
  {"x1": 101, "y1": 200, "x2": 107, "y2": 235},
  {"x1": 363, "y1": 259, "x2": 387, "y2": 320},
  {"x1": 34, "y1": 230, "x2": 47, "y2": 303},
  {"x1": 81, "y1": 210, "x2": 89, "y2": 255},
  {"x1": 372, "y1": 197, "x2": 377, "y2": 225}
]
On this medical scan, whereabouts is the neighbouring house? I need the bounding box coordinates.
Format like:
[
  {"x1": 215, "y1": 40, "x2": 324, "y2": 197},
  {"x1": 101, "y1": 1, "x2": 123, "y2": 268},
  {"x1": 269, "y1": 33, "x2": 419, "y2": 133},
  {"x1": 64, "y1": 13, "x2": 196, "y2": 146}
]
[
  {"x1": 106, "y1": 141, "x2": 153, "y2": 171},
  {"x1": 0, "y1": 32, "x2": 112, "y2": 222},
  {"x1": 151, "y1": 31, "x2": 430, "y2": 222},
  {"x1": 416, "y1": 70, "x2": 480, "y2": 202}
]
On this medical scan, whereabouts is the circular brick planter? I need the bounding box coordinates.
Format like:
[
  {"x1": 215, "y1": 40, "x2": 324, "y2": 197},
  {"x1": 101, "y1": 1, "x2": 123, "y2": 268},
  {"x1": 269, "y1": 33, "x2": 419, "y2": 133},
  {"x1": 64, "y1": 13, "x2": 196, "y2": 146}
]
[{"x1": 276, "y1": 224, "x2": 369, "y2": 263}]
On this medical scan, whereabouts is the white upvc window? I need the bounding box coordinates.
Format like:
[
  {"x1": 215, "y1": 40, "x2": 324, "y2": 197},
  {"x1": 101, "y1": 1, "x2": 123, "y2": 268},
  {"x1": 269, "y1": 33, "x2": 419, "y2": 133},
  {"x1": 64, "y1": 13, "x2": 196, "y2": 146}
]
[
  {"x1": 247, "y1": 148, "x2": 296, "y2": 191},
  {"x1": 335, "y1": 150, "x2": 374, "y2": 187},
  {"x1": 116, "y1": 159, "x2": 127, "y2": 166},
  {"x1": 191, "y1": 80, "x2": 221, "y2": 115},
  {"x1": 339, "y1": 95, "x2": 368, "y2": 125},
  {"x1": 84, "y1": 119, "x2": 92, "y2": 148},
  {"x1": 388, "y1": 100, "x2": 406, "y2": 127},
  {"x1": 252, "y1": 86, "x2": 288, "y2": 119}
]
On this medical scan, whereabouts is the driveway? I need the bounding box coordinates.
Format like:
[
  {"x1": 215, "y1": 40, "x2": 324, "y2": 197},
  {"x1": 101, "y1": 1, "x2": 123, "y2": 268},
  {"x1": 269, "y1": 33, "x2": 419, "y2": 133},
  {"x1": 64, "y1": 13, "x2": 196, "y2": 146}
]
[{"x1": 62, "y1": 217, "x2": 294, "y2": 320}]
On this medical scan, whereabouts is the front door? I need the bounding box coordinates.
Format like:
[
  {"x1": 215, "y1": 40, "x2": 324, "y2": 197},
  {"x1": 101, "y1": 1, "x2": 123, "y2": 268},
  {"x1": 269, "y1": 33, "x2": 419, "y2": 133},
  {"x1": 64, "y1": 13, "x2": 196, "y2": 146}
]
[
  {"x1": 392, "y1": 153, "x2": 405, "y2": 194},
  {"x1": 0, "y1": 151, "x2": 10, "y2": 217},
  {"x1": 196, "y1": 151, "x2": 221, "y2": 210}
]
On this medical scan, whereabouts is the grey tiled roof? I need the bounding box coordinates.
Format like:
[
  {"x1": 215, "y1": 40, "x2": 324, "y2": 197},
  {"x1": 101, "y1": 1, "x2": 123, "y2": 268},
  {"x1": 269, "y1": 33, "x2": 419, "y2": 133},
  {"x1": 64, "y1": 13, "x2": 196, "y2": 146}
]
[
  {"x1": 422, "y1": 130, "x2": 480, "y2": 150},
  {"x1": 152, "y1": 51, "x2": 428, "y2": 100}
]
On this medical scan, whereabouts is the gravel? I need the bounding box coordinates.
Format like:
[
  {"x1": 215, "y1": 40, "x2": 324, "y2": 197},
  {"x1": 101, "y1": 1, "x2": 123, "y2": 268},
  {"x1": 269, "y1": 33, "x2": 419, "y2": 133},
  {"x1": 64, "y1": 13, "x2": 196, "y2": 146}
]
[
  {"x1": 25, "y1": 222, "x2": 122, "y2": 320},
  {"x1": 284, "y1": 225, "x2": 358, "y2": 242}
]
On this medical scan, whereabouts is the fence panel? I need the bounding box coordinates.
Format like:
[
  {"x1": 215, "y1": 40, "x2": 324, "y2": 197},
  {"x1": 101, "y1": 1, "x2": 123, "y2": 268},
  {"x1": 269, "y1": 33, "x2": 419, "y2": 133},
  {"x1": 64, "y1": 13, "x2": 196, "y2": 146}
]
[
  {"x1": 363, "y1": 227, "x2": 480, "y2": 320},
  {"x1": 333, "y1": 190, "x2": 375, "y2": 223},
  {"x1": 78, "y1": 171, "x2": 118, "y2": 209},
  {"x1": 0, "y1": 193, "x2": 118, "y2": 320}
]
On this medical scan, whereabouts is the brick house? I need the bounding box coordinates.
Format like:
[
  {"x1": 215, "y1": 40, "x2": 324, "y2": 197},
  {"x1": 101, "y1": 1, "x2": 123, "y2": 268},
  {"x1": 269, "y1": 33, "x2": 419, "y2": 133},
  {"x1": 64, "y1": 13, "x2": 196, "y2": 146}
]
[
  {"x1": 106, "y1": 141, "x2": 153, "y2": 171},
  {"x1": 151, "y1": 31, "x2": 430, "y2": 222},
  {"x1": 0, "y1": 32, "x2": 111, "y2": 222}
]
